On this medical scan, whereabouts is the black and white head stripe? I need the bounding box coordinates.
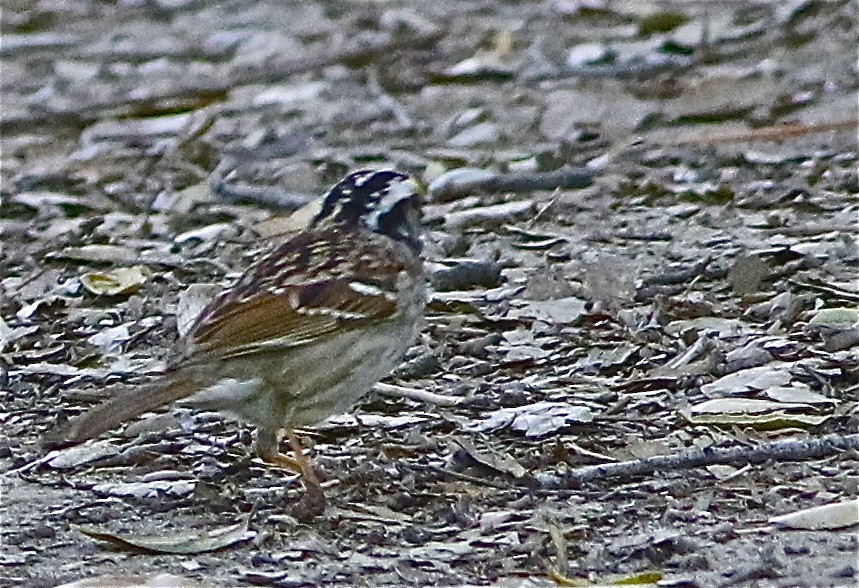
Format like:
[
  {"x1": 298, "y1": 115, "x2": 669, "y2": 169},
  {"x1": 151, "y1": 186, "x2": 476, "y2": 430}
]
[{"x1": 314, "y1": 170, "x2": 422, "y2": 251}]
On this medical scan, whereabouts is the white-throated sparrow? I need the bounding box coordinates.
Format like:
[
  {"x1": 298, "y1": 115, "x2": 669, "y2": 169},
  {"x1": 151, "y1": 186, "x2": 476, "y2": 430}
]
[{"x1": 43, "y1": 170, "x2": 425, "y2": 513}]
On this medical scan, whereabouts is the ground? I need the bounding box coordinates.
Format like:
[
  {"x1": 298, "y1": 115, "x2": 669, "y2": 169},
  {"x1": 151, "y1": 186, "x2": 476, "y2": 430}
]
[{"x1": 1, "y1": 1, "x2": 857, "y2": 587}]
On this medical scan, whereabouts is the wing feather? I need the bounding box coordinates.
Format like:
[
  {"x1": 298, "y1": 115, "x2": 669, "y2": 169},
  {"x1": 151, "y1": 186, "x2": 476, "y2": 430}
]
[
  {"x1": 183, "y1": 232, "x2": 412, "y2": 362},
  {"x1": 189, "y1": 281, "x2": 397, "y2": 360}
]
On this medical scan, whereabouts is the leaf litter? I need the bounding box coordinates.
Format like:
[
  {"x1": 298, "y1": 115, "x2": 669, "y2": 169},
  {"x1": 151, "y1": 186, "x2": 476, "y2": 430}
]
[{"x1": 1, "y1": 1, "x2": 857, "y2": 587}]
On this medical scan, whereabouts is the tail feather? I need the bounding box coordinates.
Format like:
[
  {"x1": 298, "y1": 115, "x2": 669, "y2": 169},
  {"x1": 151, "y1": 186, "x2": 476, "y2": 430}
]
[{"x1": 42, "y1": 376, "x2": 202, "y2": 450}]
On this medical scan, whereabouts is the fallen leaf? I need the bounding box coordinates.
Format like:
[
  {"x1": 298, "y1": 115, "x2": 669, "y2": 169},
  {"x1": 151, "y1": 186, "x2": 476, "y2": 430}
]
[
  {"x1": 808, "y1": 307, "x2": 859, "y2": 328},
  {"x1": 80, "y1": 266, "x2": 149, "y2": 296},
  {"x1": 770, "y1": 501, "x2": 859, "y2": 530},
  {"x1": 47, "y1": 441, "x2": 120, "y2": 469},
  {"x1": 510, "y1": 297, "x2": 587, "y2": 325},
  {"x1": 700, "y1": 364, "x2": 793, "y2": 396},
  {"x1": 466, "y1": 401, "x2": 593, "y2": 437},
  {"x1": 92, "y1": 480, "x2": 196, "y2": 499},
  {"x1": 681, "y1": 398, "x2": 830, "y2": 428},
  {"x1": 75, "y1": 517, "x2": 255, "y2": 554},
  {"x1": 176, "y1": 283, "x2": 221, "y2": 337},
  {"x1": 451, "y1": 436, "x2": 529, "y2": 478},
  {"x1": 54, "y1": 573, "x2": 204, "y2": 588}
]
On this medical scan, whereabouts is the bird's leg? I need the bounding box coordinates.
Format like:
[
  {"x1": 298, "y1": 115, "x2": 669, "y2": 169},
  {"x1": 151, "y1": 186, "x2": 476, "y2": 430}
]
[
  {"x1": 255, "y1": 427, "x2": 326, "y2": 518},
  {"x1": 254, "y1": 427, "x2": 302, "y2": 473},
  {"x1": 284, "y1": 428, "x2": 326, "y2": 515}
]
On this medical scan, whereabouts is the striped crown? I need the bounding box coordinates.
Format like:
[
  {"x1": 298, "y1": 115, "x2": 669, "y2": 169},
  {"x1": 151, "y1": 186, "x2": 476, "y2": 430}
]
[{"x1": 313, "y1": 170, "x2": 422, "y2": 253}]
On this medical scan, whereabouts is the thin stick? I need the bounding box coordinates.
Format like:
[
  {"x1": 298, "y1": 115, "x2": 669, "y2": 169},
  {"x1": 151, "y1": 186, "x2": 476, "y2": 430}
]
[
  {"x1": 430, "y1": 167, "x2": 594, "y2": 203},
  {"x1": 374, "y1": 383, "x2": 462, "y2": 407},
  {"x1": 673, "y1": 119, "x2": 857, "y2": 147},
  {"x1": 535, "y1": 433, "x2": 859, "y2": 490}
]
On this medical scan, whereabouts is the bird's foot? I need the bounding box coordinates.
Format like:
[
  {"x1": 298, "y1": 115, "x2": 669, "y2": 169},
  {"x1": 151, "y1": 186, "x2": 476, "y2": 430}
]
[{"x1": 258, "y1": 428, "x2": 326, "y2": 519}]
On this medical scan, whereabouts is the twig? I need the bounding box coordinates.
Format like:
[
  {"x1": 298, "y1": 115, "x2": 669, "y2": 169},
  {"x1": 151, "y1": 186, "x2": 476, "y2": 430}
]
[
  {"x1": 788, "y1": 279, "x2": 859, "y2": 304},
  {"x1": 426, "y1": 465, "x2": 510, "y2": 490},
  {"x1": 374, "y1": 383, "x2": 462, "y2": 407},
  {"x1": 430, "y1": 167, "x2": 594, "y2": 203},
  {"x1": 525, "y1": 190, "x2": 560, "y2": 230},
  {"x1": 1, "y1": 451, "x2": 57, "y2": 477},
  {"x1": 534, "y1": 434, "x2": 859, "y2": 489},
  {"x1": 673, "y1": 119, "x2": 858, "y2": 147},
  {"x1": 134, "y1": 108, "x2": 220, "y2": 213},
  {"x1": 664, "y1": 330, "x2": 717, "y2": 370}
]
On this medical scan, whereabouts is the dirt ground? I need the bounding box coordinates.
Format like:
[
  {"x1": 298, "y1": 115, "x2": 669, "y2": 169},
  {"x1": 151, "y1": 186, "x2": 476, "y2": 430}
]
[{"x1": 1, "y1": 1, "x2": 857, "y2": 587}]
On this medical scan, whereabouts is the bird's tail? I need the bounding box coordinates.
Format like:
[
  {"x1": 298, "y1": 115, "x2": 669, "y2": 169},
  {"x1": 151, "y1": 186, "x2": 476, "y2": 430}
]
[{"x1": 41, "y1": 376, "x2": 202, "y2": 450}]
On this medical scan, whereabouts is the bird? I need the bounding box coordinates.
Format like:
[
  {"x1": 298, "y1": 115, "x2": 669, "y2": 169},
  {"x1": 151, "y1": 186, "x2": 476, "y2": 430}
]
[{"x1": 42, "y1": 169, "x2": 425, "y2": 514}]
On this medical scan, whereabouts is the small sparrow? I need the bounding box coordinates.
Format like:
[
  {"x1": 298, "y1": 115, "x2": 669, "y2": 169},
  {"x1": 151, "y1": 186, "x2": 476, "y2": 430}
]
[{"x1": 43, "y1": 170, "x2": 425, "y2": 514}]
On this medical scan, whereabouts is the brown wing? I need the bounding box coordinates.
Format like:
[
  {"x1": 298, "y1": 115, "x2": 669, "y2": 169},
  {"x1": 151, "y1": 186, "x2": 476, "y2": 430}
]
[
  {"x1": 183, "y1": 230, "x2": 409, "y2": 362},
  {"x1": 188, "y1": 280, "x2": 398, "y2": 360}
]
